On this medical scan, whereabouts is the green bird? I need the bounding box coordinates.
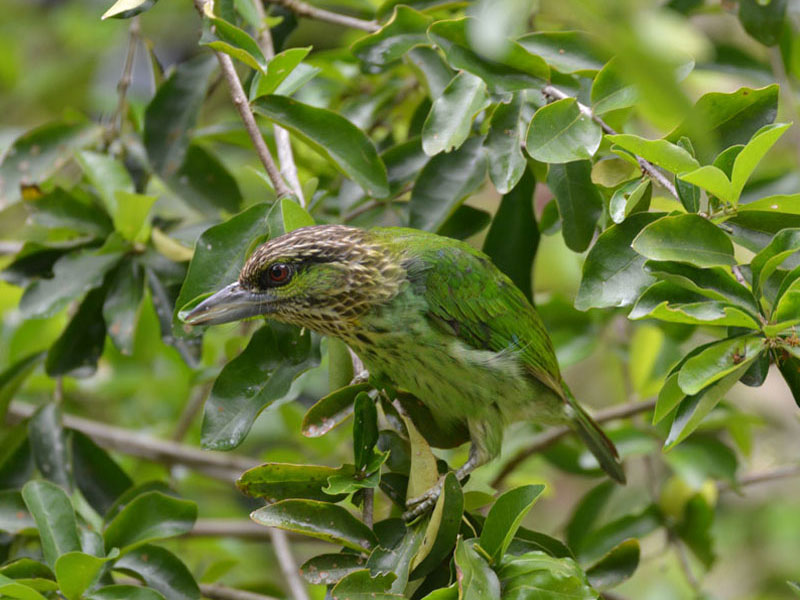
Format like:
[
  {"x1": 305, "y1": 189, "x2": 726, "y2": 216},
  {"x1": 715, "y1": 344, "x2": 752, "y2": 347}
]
[{"x1": 183, "y1": 224, "x2": 625, "y2": 515}]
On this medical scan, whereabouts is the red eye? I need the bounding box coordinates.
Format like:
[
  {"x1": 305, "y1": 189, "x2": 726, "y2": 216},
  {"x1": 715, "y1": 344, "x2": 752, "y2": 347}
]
[{"x1": 268, "y1": 263, "x2": 292, "y2": 284}]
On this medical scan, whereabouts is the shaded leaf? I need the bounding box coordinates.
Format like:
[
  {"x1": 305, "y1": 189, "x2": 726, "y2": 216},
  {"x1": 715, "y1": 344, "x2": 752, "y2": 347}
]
[
  {"x1": 103, "y1": 491, "x2": 197, "y2": 553},
  {"x1": 585, "y1": 539, "x2": 639, "y2": 590},
  {"x1": 498, "y1": 551, "x2": 595, "y2": 600},
  {"x1": 71, "y1": 432, "x2": 132, "y2": 516},
  {"x1": 115, "y1": 544, "x2": 201, "y2": 600},
  {"x1": 517, "y1": 31, "x2": 605, "y2": 75},
  {"x1": 479, "y1": 484, "x2": 544, "y2": 563},
  {"x1": 168, "y1": 144, "x2": 243, "y2": 215},
  {"x1": 302, "y1": 383, "x2": 368, "y2": 438},
  {"x1": 407, "y1": 46, "x2": 453, "y2": 100},
  {"x1": 103, "y1": 258, "x2": 144, "y2": 355},
  {"x1": 87, "y1": 585, "x2": 166, "y2": 600},
  {"x1": 410, "y1": 473, "x2": 463, "y2": 578},
  {"x1": 21, "y1": 480, "x2": 81, "y2": 568},
  {"x1": 300, "y1": 553, "x2": 367, "y2": 585},
  {"x1": 739, "y1": 0, "x2": 787, "y2": 46},
  {"x1": 566, "y1": 481, "x2": 615, "y2": 553},
  {"x1": 351, "y1": 6, "x2": 432, "y2": 67},
  {"x1": 546, "y1": 160, "x2": 603, "y2": 253},
  {"x1": 28, "y1": 404, "x2": 71, "y2": 489},
  {"x1": 0, "y1": 490, "x2": 35, "y2": 534},
  {"x1": 591, "y1": 58, "x2": 637, "y2": 115},
  {"x1": 484, "y1": 93, "x2": 526, "y2": 194},
  {"x1": 45, "y1": 286, "x2": 108, "y2": 378},
  {"x1": 331, "y1": 571, "x2": 400, "y2": 599},
  {"x1": 526, "y1": 98, "x2": 602, "y2": 164},
  {"x1": 422, "y1": 72, "x2": 489, "y2": 156},
  {"x1": 0, "y1": 352, "x2": 44, "y2": 423},
  {"x1": 237, "y1": 463, "x2": 352, "y2": 503},
  {"x1": 632, "y1": 214, "x2": 735, "y2": 267}
]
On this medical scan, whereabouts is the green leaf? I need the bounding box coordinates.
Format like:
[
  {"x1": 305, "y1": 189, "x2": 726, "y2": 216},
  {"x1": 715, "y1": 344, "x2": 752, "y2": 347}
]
[
  {"x1": 777, "y1": 351, "x2": 800, "y2": 408},
  {"x1": 103, "y1": 481, "x2": 176, "y2": 523},
  {"x1": 674, "y1": 494, "x2": 715, "y2": 567},
  {"x1": 0, "y1": 574, "x2": 47, "y2": 600},
  {"x1": 200, "y1": 11, "x2": 268, "y2": 72},
  {"x1": 401, "y1": 412, "x2": 439, "y2": 502},
  {"x1": 609, "y1": 178, "x2": 651, "y2": 224},
  {"x1": 566, "y1": 481, "x2": 615, "y2": 553},
  {"x1": 71, "y1": 432, "x2": 132, "y2": 516},
  {"x1": 730, "y1": 123, "x2": 791, "y2": 200},
  {"x1": 300, "y1": 554, "x2": 368, "y2": 585},
  {"x1": 750, "y1": 228, "x2": 800, "y2": 297},
  {"x1": 517, "y1": 31, "x2": 605, "y2": 75},
  {"x1": 111, "y1": 191, "x2": 156, "y2": 242},
  {"x1": 773, "y1": 278, "x2": 800, "y2": 327},
  {"x1": 102, "y1": 0, "x2": 158, "y2": 20},
  {"x1": 607, "y1": 134, "x2": 699, "y2": 175},
  {"x1": 422, "y1": 72, "x2": 489, "y2": 156},
  {"x1": 591, "y1": 58, "x2": 638, "y2": 115},
  {"x1": 302, "y1": 383, "x2": 368, "y2": 437},
  {"x1": 114, "y1": 544, "x2": 201, "y2": 600},
  {"x1": 201, "y1": 323, "x2": 320, "y2": 450},
  {"x1": 238, "y1": 463, "x2": 353, "y2": 503},
  {"x1": 0, "y1": 352, "x2": 44, "y2": 423},
  {"x1": 632, "y1": 214, "x2": 735, "y2": 267},
  {"x1": 546, "y1": 160, "x2": 603, "y2": 253},
  {"x1": 144, "y1": 55, "x2": 217, "y2": 177},
  {"x1": 739, "y1": 0, "x2": 787, "y2": 46},
  {"x1": 103, "y1": 491, "x2": 197, "y2": 553},
  {"x1": 664, "y1": 436, "x2": 738, "y2": 488},
  {"x1": 281, "y1": 197, "x2": 314, "y2": 232},
  {"x1": 351, "y1": 6, "x2": 432, "y2": 67},
  {"x1": 368, "y1": 519, "x2": 426, "y2": 592},
  {"x1": 21, "y1": 480, "x2": 81, "y2": 568},
  {"x1": 575, "y1": 505, "x2": 662, "y2": 564},
  {"x1": 498, "y1": 551, "x2": 596, "y2": 600},
  {"x1": 331, "y1": 571, "x2": 400, "y2": 599},
  {"x1": 168, "y1": 144, "x2": 243, "y2": 215},
  {"x1": 427, "y1": 18, "x2": 549, "y2": 93},
  {"x1": 739, "y1": 194, "x2": 800, "y2": 216},
  {"x1": 479, "y1": 484, "x2": 545, "y2": 563},
  {"x1": 409, "y1": 136, "x2": 486, "y2": 232},
  {"x1": 585, "y1": 539, "x2": 639, "y2": 590},
  {"x1": 87, "y1": 585, "x2": 166, "y2": 600},
  {"x1": 274, "y1": 62, "x2": 321, "y2": 96},
  {"x1": 0, "y1": 490, "x2": 35, "y2": 534},
  {"x1": 45, "y1": 286, "x2": 108, "y2": 377},
  {"x1": 508, "y1": 527, "x2": 574, "y2": 559},
  {"x1": 410, "y1": 473, "x2": 464, "y2": 577},
  {"x1": 102, "y1": 258, "x2": 144, "y2": 355},
  {"x1": 74, "y1": 150, "x2": 134, "y2": 216},
  {"x1": 27, "y1": 187, "x2": 112, "y2": 239},
  {"x1": 251, "y1": 499, "x2": 378, "y2": 552},
  {"x1": 0, "y1": 121, "x2": 102, "y2": 205},
  {"x1": 438, "y1": 205, "x2": 491, "y2": 240},
  {"x1": 407, "y1": 46, "x2": 453, "y2": 100},
  {"x1": 250, "y1": 47, "x2": 312, "y2": 99},
  {"x1": 54, "y1": 552, "x2": 108, "y2": 600},
  {"x1": 0, "y1": 425, "x2": 33, "y2": 491},
  {"x1": 454, "y1": 537, "x2": 500, "y2": 600},
  {"x1": 253, "y1": 96, "x2": 389, "y2": 198},
  {"x1": 28, "y1": 404, "x2": 71, "y2": 489},
  {"x1": 19, "y1": 248, "x2": 123, "y2": 319},
  {"x1": 353, "y1": 392, "x2": 379, "y2": 473},
  {"x1": 485, "y1": 93, "x2": 526, "y2": 194},
  {"x1": 526, "y1": 98, "x2": 602, "y2": 163},
  {"x1": 675, "y1": 137, "x2": 700, "y2": 212},
  {"x1": 643, "y1": 261, "x2": 757, "y2": 312},
  {"x1": 790, "y1": 581, "x2": 800, "y2": 596},
  {"x1": 482, "y1": 168, "x2": 537, "y2": 302},
  {"x1": 575, "y1": 212, "x2": 663, "y2": 310}
]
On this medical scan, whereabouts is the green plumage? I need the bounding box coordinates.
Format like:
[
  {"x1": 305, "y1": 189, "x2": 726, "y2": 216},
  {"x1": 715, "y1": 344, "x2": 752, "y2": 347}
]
[{"x1": 184, "y1": 224, "x2": 625, "y2": 488}]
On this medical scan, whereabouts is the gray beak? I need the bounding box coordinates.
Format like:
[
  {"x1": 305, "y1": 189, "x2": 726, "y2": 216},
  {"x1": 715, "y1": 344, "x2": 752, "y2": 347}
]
[{"x1": 180, "y1": 282, "x2": 272, "y2": 326}]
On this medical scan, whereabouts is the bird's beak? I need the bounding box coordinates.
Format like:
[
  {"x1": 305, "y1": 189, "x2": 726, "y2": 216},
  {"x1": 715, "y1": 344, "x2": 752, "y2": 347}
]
[{"x1": 180, "y1": 282, "x2": 272, "y2": 326}]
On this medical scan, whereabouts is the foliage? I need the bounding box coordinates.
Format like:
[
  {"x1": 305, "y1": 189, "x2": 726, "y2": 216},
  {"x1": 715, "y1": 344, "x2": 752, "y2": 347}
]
[{"x1": 2, "y1": 0, "x2": 800, "y2": 598}]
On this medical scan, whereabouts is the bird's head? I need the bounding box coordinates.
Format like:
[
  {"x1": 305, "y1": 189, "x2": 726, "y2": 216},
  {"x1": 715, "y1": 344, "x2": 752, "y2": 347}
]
[{"x1": 181, "y1": 224, "x2": 403, "y2": 335}]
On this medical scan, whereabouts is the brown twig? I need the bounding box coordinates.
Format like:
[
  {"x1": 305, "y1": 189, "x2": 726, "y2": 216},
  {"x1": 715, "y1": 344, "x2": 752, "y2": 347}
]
[
  {"x1": 200, "y1": 583, "x2": 280, "y2": 600},
  {"x1": 106, "y1": 16, "x2": 141, "y2": 144},
  {"x1": 263, "y1": 0, "x2": 378, "y2": 32},
  {"x1": 541, "y1": 85, "x2": 680, "y2": 201},
  {"x1": 491, "y1": 399, "x2": 656, "y2": 488}
]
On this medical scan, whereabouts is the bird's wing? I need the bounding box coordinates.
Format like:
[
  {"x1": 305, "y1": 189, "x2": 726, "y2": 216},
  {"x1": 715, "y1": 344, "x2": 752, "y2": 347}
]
[{"x1": 390, "y1": 230, "x2": 564, "y2": 396}]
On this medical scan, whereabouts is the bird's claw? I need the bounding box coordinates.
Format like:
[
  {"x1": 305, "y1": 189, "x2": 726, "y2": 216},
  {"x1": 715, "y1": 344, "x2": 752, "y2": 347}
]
[{"x1": 401, "y1": 479, "x2": 444, "y2": 521}]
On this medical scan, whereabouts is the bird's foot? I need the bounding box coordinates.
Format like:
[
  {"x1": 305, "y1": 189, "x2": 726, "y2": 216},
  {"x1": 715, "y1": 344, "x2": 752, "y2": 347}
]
[{"x1": 401, "y1": 454, "x2": 481, "y2": 521}]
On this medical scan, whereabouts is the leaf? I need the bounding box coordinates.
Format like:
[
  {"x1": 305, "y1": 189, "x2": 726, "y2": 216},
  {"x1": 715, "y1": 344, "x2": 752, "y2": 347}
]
[
  {"x1": 591, "y1": 58, "x2": 638, "y2": 115},
  {"x1": 438, "y1": 205, "x2": 491, "y2": 240},
  {"x1": 517, "y1": 31, "x2": 605, "y2": 75},
  {"x1": 168, "y1": 144, "x2": 243, "y2": 215},
  {"x1": 21, "y1": 480, "x2": 81, "y2": 568},
  {"x1": 0, "y1": 352, "x2": 44, "y2": 423},
  {"x1": 0, "y1": 425, "x2": 33, "y2": 491},
  {"x1": 144, "y1": 55, "x2": 217, "y2": 177},
  {"x1": 251, "y1": 499, "x2": 377, "y2": 552},
  {"x1": 200, "y1": 11, "x2": 267, "y2": 73},
  {"x1": 485, "y1": 93, "x2": 526, "y2": 194},
  {"x1": 674, "y1": 494, "x2": 715, "y2": 567},
  {"x1": 585, "y1": 539, "x2": 640, "y2": 590},
  {"x1": 739, "y1": 0, "x2": 787, "y2": 46},
  {"x1": 253, "y1": 96, "x2": 389, "y2": 198},
  {"x1": 114, "y1": 544, "x2": 201, "y2": 600},
  {"x1": 54, "y1": 552, "x2": 108, "y2": 600},
  {"x1": 632, "y1": 214, "x2": 735, "y2": 267},
  {"x1": 19, "y1": 248, "x2": 123, "y2": 319},
  {"x1": 508, "y1": 528, "x2": 574, "y2": 559},
  {"x1": 546, "y1": 160, "x2": 603, "y2": 253},
  {"x1": 103, "y1": 491, "x2": 197, "y2": 553},
  {"x1": 566, "y1": 481, "x2": 615, "y2": 553},
  {"x1": 102, "y1": 0, "x2": 158, "y2": 19},
  {"x1": 238, "y1": 463, "x2": 353, "y2": 503},
  {"x1": 103, "y1": 258, "x2": 144, "y2": 355},
  {"x1": 87, "y1": 585, "x2": 166, "y2": 600},
  {"x1": 738, "y1": 194, "x2": 800, "y2": 216},
  {"x1": 368, "y1": 519, "x2": 426, "y2": 592},
  {"x1": 609, "y1": 178, "x2": 651, "y2": 224},
  {"x1": 729, "y1": 123, "x2": 791, "y2": 201},
  {"x1": 575, "y1": 212, "x2": 663, "y2": 310},
  {"x1": 479, "y1": 484, "x2": 545, "y2": 563},
  {"x1": 498, "y1": 551, "x2": 596, "y2": 600},
  {"x1": 607, "y1": 134, "x2": 699, "y2": 175},
  {"x1": 0, "y1": 574, "x2": 47, "y2": 600},
  {"x1": 0, "y1": 490, "x2": 35, "y2": 534},
  {"x1": 300, "y1": 554, "x2": 368, "y2": 585},
  {"x1": 250, "y1": 47, "x2": 312, "y2": 99},
  {"x1": 575, "y1": 505, "x2": 662, "y2": 564},
  {"x1": 45, "y1": 286, "x2": 108, "y2": 378},
  {"x1": 427, "y1": 18, "x2": 549, "y2": 93},
  {"x1": 422, "y1": 72, "x2": 489, "y2": 156},
  {"x1": 353, "y1": 393, "x2": 379, "y2": 473},
  {"x1": 26, "y1": 187, "x2": 112, "y2": 239},
  {"x1": 410, "y1": 473, "x2": 463, "y2": 577},
  {"x1": 526, "y1": 98, "x2": 602, "y2": 163},
  {"x1": 74, "y1": 150, "x2": 134, "y2": 217},
  {"x1": 281, "y1": 197, "x2": 314, "y2": 232},
  {"x1": 28, "y1": 404, "x2": 71, "y2": 489},
  {"x1": 201, "y1": 323, "x2": 320, "y2": 450},
  {"x1": 401, "y1": 412, "x2": 439, "y2": 502},
  {"x1": 454, "y1": 537, "x2": 500, "y2": 600},
  {"x1": 482, "y1": 168, "x2": 537, "y2": 301},
  {"x1": 330, "y1": 571, "x2": 400, "y2": 599},
  {"x1": 407, "y1": 46, "x2": 453, "y2": 100},
  {"x1": 71, "y1": 432, "x2": 132, "y2": 516},
  {"x1": 104, "y1": 481, "x2": 176, "y2": 523},
  {"x1": 302, "y1": 383, "x2": 368, "y2": 437},
  {"x1": 351, "y1": 6, "x2": 432, "y2": 67},
  {"x1": 777, "y1": 352, "x2": 800, "y2": 408},
  {"x1": 750, "y1": 228, "x2": 800, "y2": 297},
  {"x1": 675, "y1": 137, "x2": 700, "y2": 212},
  {"x1": 409, "y1": 136, "x2": 487, "y2": 232}
]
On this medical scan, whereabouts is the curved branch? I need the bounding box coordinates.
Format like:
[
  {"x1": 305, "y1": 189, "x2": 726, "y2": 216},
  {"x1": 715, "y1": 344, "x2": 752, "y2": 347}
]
[{"x1": 263, "y1": 0, "x2": 378, "y2": 32}]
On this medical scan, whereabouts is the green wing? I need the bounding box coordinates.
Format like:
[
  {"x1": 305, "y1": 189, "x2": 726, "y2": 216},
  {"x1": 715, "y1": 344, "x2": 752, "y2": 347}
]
[{"x1": 377, "y1": 228, "x2": 563, "y2": 395}]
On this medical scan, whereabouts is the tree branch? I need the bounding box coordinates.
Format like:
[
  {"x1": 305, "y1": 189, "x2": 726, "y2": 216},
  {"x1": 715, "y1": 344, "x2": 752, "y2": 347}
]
[
  {"x1": 105, "y1": 16, "x2": 141, "y2": 144},
  {"x1": 719, "y1": 464, "x2": 800, "y2": 492},
  {"x1": 263, "y1": 0, "x2": 378, "y2": 32},
  {"x1": 491, "y1": 399, "x2": 656, "y2": 488},
  {"x1": 200, "y1": 583, "x2": 280, "y2": 600},
  {"x1": 541, "y1": 85, "x2": 680, "y2": 201}
]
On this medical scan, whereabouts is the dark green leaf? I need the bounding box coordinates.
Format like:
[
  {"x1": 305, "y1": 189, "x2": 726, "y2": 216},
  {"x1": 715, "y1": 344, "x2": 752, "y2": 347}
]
[
  {"x1": 437, "y1": 205, "x2": 491, "y2": 240},
  {"x1": 331, "y1": 570, "x2": 400, "y2": 599},
  {"x1": 677, "y1": 335, "x2": 763, "y2": 395},
  {"x1": 485, "y1": 93, "x2": 526, "y2": 194},
  {"x1": 302, "y1": 383, "x2": 368, "y2": 438},
  {"x1": 750, "y1": 228, "x2": 800, "y2": 297},
  {"x1": 675, "y1": 137, "x2": 700, "y2": 212},
  {"x1": 422, "y1": 72, "x2": 489, "y2": 156},
  {"x1": 351, "y1": 6, "x2": 432, "y2": 67},
  {"x1": 71, "y1": 432, "x2": 132, "y2": 515},
  {"x1": 353, "y1": 393, "x2": 378, "y2": 472},
  {"x1": 237, "y1": 463, "x2": 353, "y2": 503},
  {"x1": 87, "y1": 585, "x2": 166, "y2": 600},
  {"x1": 526, "y1": 98, "x2": 602, "y2": 163},
  {"x1": 368, "y1": 519, "x2": 426, "y2": 592},
  {"x1": 454, "y1": 537, "x2": 500, "y2": 600},
  {"x1": 46, "y1": 286, "x2": 108, "y2": 377},
  {"x1": 517, "y1": 31, "x2": 605, "y2": 75},
  {"x1": 576, "y1": 505, "x2": 662, "y2": 564},
  {"x1": 498, "y1": 551, "x2": 596, "y2": 600},
  {"x1": 54, "y1": 551, "x2": 108, "y2": 600},
  {"x1": 300, "y1": 553, "x2": 367, "y2": 585},
  {"x1": 410, "y1": 473, "x2": 463, "y2": 578},
  {"x1": 144, "y1": 55, "x2": 217, "y2": 177},
  {"x1": 253, "y1": 96, "x2": 389, "y2": 198},
  {"x1": 0, "y1": 244, "x2": 72, "y2": 288},
  {"x1": 409, "y1": 136, "x2": 486, "y2": 231},
  {"x1": 0, "y1": 352, "x2": 44, "y2": 423},
  {"x1": 777, "y1": 351, "x2": 800, "y2": 407},
  {"x1": 103, "y1": 491, "x2": 197, "y2": 553},
  {"x1": 202, "y1": 323, "x2": 320, "y2": 450},
  {"x1": 739, "y1": 0, "x2": 787, "y2": 46},
  {"x1": 200, "y1": 12, "x2": 267, "y2": 72},
  {"x1": 566, "y1": 481, "x2": 615, "y2": 553},
  {"x1": 482, "y1": 168, "x2": 537, "y2": 301},
  {"x1": 104, "y1": 481, "x2": 176, "y2": 523},
  {"x1": 479, "y1": 485, "x2": 544, "y2": 563},
  {"x1": 665, "y1": 436, "x2": 738, "y2": 488},
  {"x1": 168, "y1": 144, "x2": 243, "y2": 215},
  {"x1": 102, "y1": 258, "x2": 144, "y2": 355},
  {"x1": 28, "y1": 404, "x2": 71, "y2": 489},
  {"x1": 508, "y1": 528, "x2": 574, "y2": 559},
  {"x1": 643, "y1": 261, "x2": 757, "y2": 312},
  {"x1": 251, "y1": 499, "x2": 378, "y2": 552},
  {"x1": 115, "y1": 544, "x2": 201, "y2": 600},
  {"x1": 407, "y1": 46, "x2": 453, "y2": 100},
  {"x1": 546, "y1": 160, "x2": 603, "y2": 253},
  {"x1": 0, "y1": 425, "x2": 34, "y2": 490},
  {"x1": 21, "y1": 480, "x2": 81, "y2": 568},
  {"x1": 585, "y1": 539, "x2": 639, "y2": 590},
  {"x1": 25, "y1": 187, "x2": 113, "y2": 238},
  {"x1": 632, "y1": 214, "x2": 735, "y2": 267}
]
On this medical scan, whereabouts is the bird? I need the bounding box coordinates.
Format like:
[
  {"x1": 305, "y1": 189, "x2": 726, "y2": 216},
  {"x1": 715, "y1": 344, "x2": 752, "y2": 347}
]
[{"x1": 182, "y1": 224, "x2": 625, "y2": 517}]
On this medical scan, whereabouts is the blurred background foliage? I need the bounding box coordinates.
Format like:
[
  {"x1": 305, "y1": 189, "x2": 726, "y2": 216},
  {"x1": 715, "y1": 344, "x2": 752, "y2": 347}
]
[{"x1": 1, "y1": 0, "x2": 800, "y2": 599}]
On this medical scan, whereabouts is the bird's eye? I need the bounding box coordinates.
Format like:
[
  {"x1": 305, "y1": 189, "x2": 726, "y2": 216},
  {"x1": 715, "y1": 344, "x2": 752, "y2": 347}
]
[{"x1": 265, "y1": 263, "x2": 293, "y2": 286}]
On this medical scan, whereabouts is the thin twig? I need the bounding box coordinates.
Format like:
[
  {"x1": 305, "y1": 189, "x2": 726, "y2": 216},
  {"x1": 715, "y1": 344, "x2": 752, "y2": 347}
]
[
  {"x1": 269, "y1": 524, "x2": 311, "y2": 600},
  {"x1": 193, "y1": 0, "x2": 292, "y2": 198},
  {"x1": 719, "y1": 464, "x2": 800, "y2": 492},
  {"x1": 731, "y1": 265, "x2": 747, "y2": 287},
  {"x1": 362, "y1": 488, "x2": 374, "y2": 528},
  {"x1": 106, "y1": 16, "x2": 141, "y2": 144},
  {"x1": 200, "y1": 583, "x2": 280, "y2": 600},
  {"x1": 491, "y1": 399, "x2": 656, "y2": 488},
  {"x1": 541, "y1": 85, "x2": 680, "y2": 201},
  {"x1": 263, "y1": 0, "x2": 378, "y2": 32}
]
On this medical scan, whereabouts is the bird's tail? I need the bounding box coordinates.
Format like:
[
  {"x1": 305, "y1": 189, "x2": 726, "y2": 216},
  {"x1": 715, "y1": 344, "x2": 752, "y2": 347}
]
[{"x1": 564, "y1": 387, "x2": 626, "y2": 484}]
